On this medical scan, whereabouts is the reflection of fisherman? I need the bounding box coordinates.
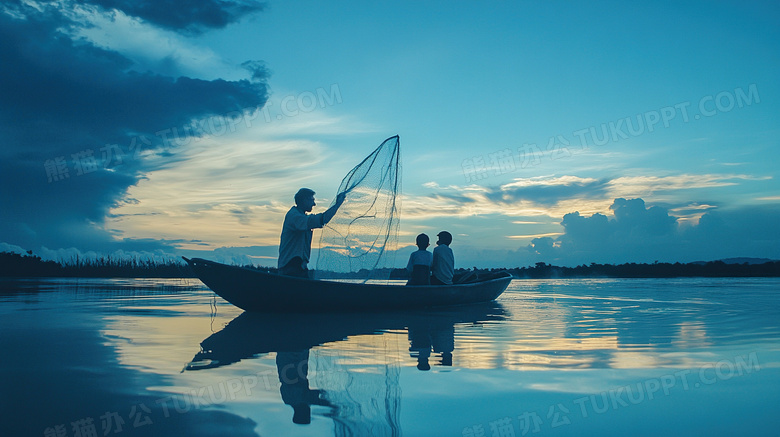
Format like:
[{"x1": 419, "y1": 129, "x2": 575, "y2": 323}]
[
  {"x1": 278, "y1": 188, "x2": 346, "y2": 278},
  {"x1": 276, "y1": 350, "x2": 332, "y2": 424},
  {"x1": 408, "y1": 320, "x2": 455, "y2": 370}
]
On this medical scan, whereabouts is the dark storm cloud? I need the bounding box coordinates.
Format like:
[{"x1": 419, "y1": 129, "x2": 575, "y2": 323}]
[
  {"x1": 608, "y1": 198, "x2": 677, "y2": 236},
  {"x1": 241, "y1": 60, "x2": 271, "y2": 82},
  {"x1": 0, "y1": 2, "x2": 268, "y2": 252},
  {"x1": 530, "y1": 198, "x2": 679, "y2": 264},
  {"x1": 528, "y1": 198, "x2": 780, "y2": 265},
  {"x1": 86, "y1": 0, "x2": 265, "y2": 34},
  {"x1": 682, "y1": 205, "x2": 780, "y2": 259}
]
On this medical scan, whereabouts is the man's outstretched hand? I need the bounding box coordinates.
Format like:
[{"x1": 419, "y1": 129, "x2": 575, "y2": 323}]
[{"x1": 323, "y1": 192, "x2": 347, "y2": 225}]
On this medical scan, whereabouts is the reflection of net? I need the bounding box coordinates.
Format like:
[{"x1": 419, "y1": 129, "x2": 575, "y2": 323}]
[
  {"x1": 316, "y1": 136, "x2": 401, "y2": 280},
  {"x1": 310, "y1": 334, "x2": 403, "y2": 437}
]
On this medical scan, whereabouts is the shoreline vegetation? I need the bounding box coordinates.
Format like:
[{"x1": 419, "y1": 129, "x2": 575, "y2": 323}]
[{"x1": 1, "y1": 251, "x2": 779, "y2": 280}]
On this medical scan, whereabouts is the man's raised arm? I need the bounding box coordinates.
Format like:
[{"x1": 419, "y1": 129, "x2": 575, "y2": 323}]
[{"x1": 323, "y1": 192, "x2": 347, "y2": 225}]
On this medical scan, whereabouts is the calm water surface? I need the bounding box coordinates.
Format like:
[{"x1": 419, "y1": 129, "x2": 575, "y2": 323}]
[{"x1": 1, "y1": 277, "x2": 778, "y2": 436}]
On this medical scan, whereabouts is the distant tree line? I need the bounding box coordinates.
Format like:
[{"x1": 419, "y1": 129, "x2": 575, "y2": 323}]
[
  {"x1": 0, "y1": 251, "x2": 284, "y2": 278},
  {"x1": 502, "y1": 261, "x2": 780, "y2": 279},
  {"x1": 2, "y1": 251, "x2": 779, "y2": 279},
  {"x1": 0, "y1": 251, "x2": 193, "y2": 278},
  {"x1": 320, "y1": 261, "x2": 780, "y2": 280}
]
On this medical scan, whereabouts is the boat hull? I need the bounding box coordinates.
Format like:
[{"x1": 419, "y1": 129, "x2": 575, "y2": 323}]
[{"x1": 187, "y1": 258, "x2": 512, "y2": 312}]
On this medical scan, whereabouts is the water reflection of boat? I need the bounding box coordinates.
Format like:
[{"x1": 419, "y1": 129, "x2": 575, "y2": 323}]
[
  {"x1": 185, "y1": 257, "x2": 512, "y2": 312},
  {"x1": 185, "y1": 303, "x2": 505, "y2": 433},
  {"x1": 186, "y1": 302, "x2": 506, "y2": 370}
]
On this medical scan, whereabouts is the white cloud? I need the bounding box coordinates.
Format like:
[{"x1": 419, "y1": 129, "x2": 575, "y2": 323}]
[
  {"x1": 607, "y1": 174, "x2": 765, "y2": 199},
  {"x1": 0, "y1": 242, "x2": 27, "y2": 255},
  {"x1": 106, "y1": 98, "x2": 377, "y2": 249},
  {"x1": 33, "y1": 245, "x2": 178, "y2": 264},
  {"x1": 501, "y1": 175, "x2": 599, "y2": 189},
  {"x1": 62, "y1": 2, "x2": 241, "y2": 80},
  {"x1": 507, "y1": 232, "x2": 563, "y2": 240},
  {"x1": 402, "y1": 175, "x2": 610, "y2": 220},
  {"x1": 402, "y1": 173, "x2": 769, "y2": 222},
  {"x1": 108, "y1": 135, "x2": 333, "y2": 248}
]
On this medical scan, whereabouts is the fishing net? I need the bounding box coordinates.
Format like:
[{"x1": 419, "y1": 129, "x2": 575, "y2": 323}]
[
  {"x1": 310, "y1": 335, "x2": 403, "y2": 436},
  {"x1": 315, "y1": 135, "x2": 401, "y2": 281}
]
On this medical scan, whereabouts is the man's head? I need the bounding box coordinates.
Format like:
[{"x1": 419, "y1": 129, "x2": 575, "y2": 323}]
[
  {"x1": 436, "y1": 231, "x2": 452, "y2": 246},
  {"x1": 415, "y1": 233, "x2": 430, "y2": 250},
  {"x1": 294, "y1": 188, "x2": 316, "y2": 212}
]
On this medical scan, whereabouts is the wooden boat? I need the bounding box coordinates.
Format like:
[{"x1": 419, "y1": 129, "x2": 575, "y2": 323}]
[{"x1": 185, "y1": 257, "x2": 512, "y2": 312}]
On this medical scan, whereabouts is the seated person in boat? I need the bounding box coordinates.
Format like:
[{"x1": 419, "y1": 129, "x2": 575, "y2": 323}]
[
  {"x1": 431, "y1": 231, "x2": 454, "y2": 285},
  {"x1": 278, "y1": 188, "x2": 346, "y2": 278},
  {"x1": 406, "y1": 233, "x2": 433, "y2": 285}
]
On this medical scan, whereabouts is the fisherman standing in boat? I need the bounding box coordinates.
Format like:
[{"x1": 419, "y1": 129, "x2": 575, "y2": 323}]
[{"x1": 278, "y1": 188, "x2": 346, "y2": 278}]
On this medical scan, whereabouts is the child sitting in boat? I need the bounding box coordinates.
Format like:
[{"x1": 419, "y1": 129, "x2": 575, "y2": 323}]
[
  {"x1": 431, "y1": 231, "x2": 454, "y2": 285},
  {"x1": 406, "y1": 233, "x2": 433, "y2": 285}
]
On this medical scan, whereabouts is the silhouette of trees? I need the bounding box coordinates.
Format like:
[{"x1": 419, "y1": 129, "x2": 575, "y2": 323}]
[
  {"x1": 0, "y1": 251, "x2": 62, "y2": 277},
  {"x1": 2, "y1": 250, "x2": 778, "y2": 279},
  {"x1": 502, "y1": 260, "x2": 780, "y2": 278},
  {"x1": 0, "y1": 251, "x2": 192, "y2": 278}
]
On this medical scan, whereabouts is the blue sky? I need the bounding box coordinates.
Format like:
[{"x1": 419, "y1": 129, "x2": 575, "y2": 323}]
[{"x1": 1, "y1": 0, "x2": 779, "y2": 268}]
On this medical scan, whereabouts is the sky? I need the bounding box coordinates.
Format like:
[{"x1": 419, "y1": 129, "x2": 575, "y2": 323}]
[{"x1": 1, "y1": 0, "x2": 779, "y2": 268}]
